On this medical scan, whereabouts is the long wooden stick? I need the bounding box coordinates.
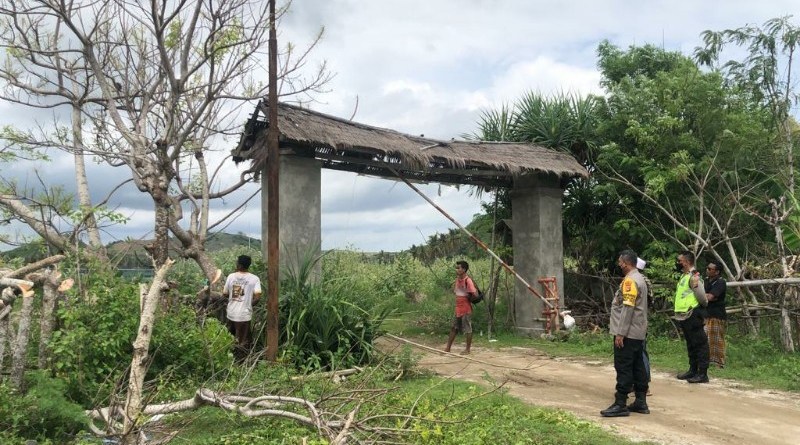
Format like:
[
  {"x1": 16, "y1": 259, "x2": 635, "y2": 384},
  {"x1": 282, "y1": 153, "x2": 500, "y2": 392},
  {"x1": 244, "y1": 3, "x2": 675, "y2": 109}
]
[
  {"x1": 389, "y1": 167, "x2": 554, "y2": 309},
  {"x1": 384, "y1": 333, "x2": 545, "y2": 371}
]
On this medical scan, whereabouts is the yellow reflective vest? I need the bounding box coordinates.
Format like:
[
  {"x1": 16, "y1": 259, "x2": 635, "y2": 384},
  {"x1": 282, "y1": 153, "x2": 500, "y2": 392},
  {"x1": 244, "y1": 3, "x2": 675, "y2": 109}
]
[{"x1": 673, "y1": 272, "x2": 698, "y2": 313}]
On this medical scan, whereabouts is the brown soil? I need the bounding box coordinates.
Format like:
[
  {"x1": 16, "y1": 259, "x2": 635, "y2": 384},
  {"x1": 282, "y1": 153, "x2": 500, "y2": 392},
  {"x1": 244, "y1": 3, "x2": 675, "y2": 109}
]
[{"x1": 381, "y1": 336, "x2": 800, "y2": 445}]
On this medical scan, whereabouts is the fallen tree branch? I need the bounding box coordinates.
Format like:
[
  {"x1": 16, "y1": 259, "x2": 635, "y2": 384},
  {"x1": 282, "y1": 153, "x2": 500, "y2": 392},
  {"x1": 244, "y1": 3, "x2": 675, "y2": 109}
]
[
  {"x1": 89, "y1": 388, "x2": 374, "y2": 443},
  {"x1": 0, "y1": 254, "x2": 66, "y2": 279},
  {"x1": 291, "y1": 367, "x2": 363, "y2": 382},
  {"x1": 727, "y1": 277, "x2": 800, "y2": 287},
  {"x1": 0, "y1": 277, "x2": 34, "y2": 291}
]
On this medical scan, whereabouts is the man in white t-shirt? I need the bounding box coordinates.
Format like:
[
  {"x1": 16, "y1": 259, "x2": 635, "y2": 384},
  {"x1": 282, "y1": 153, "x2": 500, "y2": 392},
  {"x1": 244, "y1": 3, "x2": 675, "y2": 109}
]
[{"x1": 223, "y1": 255, "x2": 262, "y2": 360}]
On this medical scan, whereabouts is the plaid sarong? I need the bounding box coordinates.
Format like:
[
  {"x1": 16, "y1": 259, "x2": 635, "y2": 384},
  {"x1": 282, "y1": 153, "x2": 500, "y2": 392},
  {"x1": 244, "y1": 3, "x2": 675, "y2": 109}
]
[{"x1": 704, "y1": 317, "x2": 726, "y2": 367}]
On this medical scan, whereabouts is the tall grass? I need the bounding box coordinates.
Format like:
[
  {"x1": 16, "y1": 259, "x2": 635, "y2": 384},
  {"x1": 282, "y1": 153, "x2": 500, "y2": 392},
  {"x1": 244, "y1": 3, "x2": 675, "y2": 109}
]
[{"x1": 274, "y1": 249, "x2": 392, "y2": 372}]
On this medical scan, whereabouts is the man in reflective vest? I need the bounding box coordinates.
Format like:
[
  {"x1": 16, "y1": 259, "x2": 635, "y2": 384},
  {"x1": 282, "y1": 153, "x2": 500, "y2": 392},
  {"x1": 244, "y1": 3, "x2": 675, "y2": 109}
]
[
  {"x1": 601, "y1": 250, "x2": 649, "y2": 417},
  {"x1": 673, "y1": 251, "x2": 709, "y2": 383}
]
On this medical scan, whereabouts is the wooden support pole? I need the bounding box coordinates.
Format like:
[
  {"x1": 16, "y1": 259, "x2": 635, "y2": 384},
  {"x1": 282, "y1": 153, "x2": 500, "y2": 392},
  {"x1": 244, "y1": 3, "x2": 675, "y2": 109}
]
[{"x1": 265, "y1": 0, "x2": 280, "y2": 362}]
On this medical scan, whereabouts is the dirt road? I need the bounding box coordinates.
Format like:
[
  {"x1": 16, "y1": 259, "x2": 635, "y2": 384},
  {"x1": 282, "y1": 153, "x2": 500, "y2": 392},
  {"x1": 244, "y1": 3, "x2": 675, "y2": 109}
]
[{"x1": 382, "y1": 336, "x2": 800, "y2": 445}]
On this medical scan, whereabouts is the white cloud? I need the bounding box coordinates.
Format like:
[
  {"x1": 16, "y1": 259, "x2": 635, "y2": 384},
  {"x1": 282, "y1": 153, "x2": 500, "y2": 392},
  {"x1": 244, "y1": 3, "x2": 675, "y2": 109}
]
[
  {"x1": 482, "y1": 57, "x2": 604, "y2": 105},
  {"x1": 3, "y1": 0, "x2": 798, "y2": 252}
]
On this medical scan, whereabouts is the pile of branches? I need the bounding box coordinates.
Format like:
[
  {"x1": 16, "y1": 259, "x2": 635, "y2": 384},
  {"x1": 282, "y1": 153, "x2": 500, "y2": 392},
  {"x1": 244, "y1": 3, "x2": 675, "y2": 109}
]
[{"x1": 87, "y1": 367, "x2": 448, "y2": 445}]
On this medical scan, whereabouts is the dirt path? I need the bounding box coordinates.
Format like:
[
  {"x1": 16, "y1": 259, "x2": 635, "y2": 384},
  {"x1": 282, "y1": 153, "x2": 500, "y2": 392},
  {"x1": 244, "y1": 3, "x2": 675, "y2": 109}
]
[{"x1": 381, "y1": 336, "x2": 800, "y2": 445}]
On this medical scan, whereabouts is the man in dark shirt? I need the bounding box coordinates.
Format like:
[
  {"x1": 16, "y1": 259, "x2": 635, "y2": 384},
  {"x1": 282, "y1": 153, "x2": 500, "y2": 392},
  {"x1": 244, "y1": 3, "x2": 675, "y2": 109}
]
[{"x1": 704, "y1": 261, "x2": 727, "y2": 368}]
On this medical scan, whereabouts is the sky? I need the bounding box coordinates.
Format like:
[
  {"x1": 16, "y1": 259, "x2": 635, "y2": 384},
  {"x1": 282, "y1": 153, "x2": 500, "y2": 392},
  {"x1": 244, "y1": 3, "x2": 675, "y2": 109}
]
[{"x1": 1, "y1": 0, "x2": 796, "y2": 253}]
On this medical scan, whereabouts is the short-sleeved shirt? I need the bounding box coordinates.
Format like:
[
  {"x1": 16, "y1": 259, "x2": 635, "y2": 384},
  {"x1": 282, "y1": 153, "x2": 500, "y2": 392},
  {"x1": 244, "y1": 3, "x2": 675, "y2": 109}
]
[
  {"x1": 454, "y1": 275, "x2": 477, "y2": 317},
  {"x1": 223, "y1": 271, "x2": 262, "y2": 322},
  {"x1": 610, "y1": 269, "x2": 648, "y2": 340},
  {"x1": 704, "y1": 277, "x2": 727, "y2": 320}
]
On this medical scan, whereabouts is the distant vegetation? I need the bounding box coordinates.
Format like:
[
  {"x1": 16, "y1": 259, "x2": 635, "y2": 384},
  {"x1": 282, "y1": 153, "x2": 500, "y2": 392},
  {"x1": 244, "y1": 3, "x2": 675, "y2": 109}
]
[{"x1": 1, "y1": 232, "x2": 262, "y2": 269}]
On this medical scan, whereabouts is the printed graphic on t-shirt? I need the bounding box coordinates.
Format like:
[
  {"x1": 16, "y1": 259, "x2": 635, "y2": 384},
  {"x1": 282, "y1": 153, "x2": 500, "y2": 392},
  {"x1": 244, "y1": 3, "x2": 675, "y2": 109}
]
[{"x1": 231, "y1": 284, "x2": 244, "y2": 301}]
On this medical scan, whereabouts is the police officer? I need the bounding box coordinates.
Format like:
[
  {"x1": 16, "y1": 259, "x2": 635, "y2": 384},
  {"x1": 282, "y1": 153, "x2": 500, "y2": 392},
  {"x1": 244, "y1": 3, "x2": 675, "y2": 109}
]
[
  {"x1": 673, "y1": 251, "x2": 709, "y2": 383},
  {"x1": 601, "y1": 250, "x2": 649, "y2": 417}
]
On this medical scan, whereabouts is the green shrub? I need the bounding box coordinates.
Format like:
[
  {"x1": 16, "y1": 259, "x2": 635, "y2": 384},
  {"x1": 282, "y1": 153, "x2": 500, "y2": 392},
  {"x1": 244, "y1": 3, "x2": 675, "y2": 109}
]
[
  {"x1": 50, "y1": 273, "x2": 233, "y2": 405},
  {"x1": 276, "y1": 252, "x2": 391, "y2": 372},
  {"x1": 50, "y1": 279, "x2": 141, "y2": 404},
  {"x1": 150, "y1": 307, "x2": 234, "y2": 379},
  {"x1": 0, "y1": 372, "x2": 87, "y2": 443}
]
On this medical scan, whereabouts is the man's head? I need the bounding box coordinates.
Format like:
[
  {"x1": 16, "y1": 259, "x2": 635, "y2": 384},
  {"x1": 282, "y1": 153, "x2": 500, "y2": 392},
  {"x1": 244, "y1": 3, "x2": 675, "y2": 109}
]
[
  {"x1": 706, "y1": 261, "x2": 721, "y2": 279},
  {"x1": 617, "y1": 249, "x2": 637, "y2": 275},
  {"x1": 676, "y1": 250, "x2": 695, "y2": 273},
  {"x1": 236, "y1": 255, "x2": 252, "y2": 271},
  {"x1": 455, "y1": 260, "x2": 469, "y2": 276}
]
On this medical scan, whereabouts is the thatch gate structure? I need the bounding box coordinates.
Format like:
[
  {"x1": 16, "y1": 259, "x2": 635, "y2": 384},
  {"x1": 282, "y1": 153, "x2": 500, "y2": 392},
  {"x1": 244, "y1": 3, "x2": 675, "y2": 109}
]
[{"x1": 232, "y1": 101, "x2": 587, "y2": 335}]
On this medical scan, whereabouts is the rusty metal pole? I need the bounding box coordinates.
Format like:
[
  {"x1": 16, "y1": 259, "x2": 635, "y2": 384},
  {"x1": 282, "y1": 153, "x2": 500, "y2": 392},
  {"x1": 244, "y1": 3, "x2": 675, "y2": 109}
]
[
  {"x1": 389, "y1": 168, "x2": 554, "y2": 310},
  {"x1": 265, "y1": 0, "x2": 279, "y2": 361}
]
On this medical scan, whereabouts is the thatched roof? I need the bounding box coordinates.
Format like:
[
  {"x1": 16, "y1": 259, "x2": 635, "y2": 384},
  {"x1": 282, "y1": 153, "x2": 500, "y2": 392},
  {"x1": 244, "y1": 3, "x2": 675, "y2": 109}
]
[{"x1": 233, "y1": 101, "x2": 587, "y2": 188}]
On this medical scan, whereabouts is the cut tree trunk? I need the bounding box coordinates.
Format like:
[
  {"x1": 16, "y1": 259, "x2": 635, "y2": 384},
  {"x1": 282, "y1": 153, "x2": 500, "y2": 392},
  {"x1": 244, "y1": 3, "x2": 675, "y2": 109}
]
[
  {"x1": 37, "y1": 270, "x2": 61, "y2": 368},
  {"x1": 0, "y1": 292, "x2": 11, "y2": 377},
  {"x1": 10, "y1": 292, "x2": 35, "y2": 390},
  {"x1": 122, "y1": 258, "x2": 175, "y2": 444}
]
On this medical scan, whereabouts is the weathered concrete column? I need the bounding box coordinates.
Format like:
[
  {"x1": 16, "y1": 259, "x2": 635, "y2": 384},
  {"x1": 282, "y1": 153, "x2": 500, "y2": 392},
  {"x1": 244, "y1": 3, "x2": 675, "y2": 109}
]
[
  {"x1": 261, "y1": 154, "x2": 322, "y2": 279},
  {"x1": 511, "y1": 173, "x2": 564, "y2": 336}
]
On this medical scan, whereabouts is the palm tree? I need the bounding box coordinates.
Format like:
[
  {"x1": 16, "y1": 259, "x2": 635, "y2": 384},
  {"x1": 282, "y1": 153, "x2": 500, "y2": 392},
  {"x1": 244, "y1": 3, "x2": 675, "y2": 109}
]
[{"x1": 466, "y1": 92, "x2": 605, "y2": 334}]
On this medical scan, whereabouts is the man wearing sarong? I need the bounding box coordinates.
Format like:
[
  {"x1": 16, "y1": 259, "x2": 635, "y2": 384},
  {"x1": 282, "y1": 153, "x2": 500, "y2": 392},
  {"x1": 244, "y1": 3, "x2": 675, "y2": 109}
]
[{"x1": 704, "y1": 261, "x2": 727, "y2": 368}]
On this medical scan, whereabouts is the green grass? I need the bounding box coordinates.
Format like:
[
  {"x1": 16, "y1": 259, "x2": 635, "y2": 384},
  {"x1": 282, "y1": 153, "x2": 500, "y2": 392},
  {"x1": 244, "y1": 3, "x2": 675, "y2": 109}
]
[
  {"x1": 521, "y1": 331, "x2": 800, "y2": 391},
  {"x1": 384, "y1": 308, "x2": 800, "y2": 392},
  {"x1": 165, "y1": 406, "x2": 329, "y2": 444},
  {"x1": 168, "y1": 373, "x2": 652, "y2": 445}
]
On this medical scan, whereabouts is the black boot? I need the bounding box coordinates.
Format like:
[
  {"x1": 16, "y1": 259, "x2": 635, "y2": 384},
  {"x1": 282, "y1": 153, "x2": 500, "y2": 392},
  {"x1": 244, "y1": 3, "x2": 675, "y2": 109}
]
[
  {"x1": 600, "y1": 393, "x2": 630, "y2": 417},
  {"x1": 676, "y1": 369, "x2": 696, "y2": 380},
  {"x1": 627, "y1": 392, "x2": 650, "y2": 414},
  {"x1": 687, "y1": 373, "x2": 709, "y2": 383}
]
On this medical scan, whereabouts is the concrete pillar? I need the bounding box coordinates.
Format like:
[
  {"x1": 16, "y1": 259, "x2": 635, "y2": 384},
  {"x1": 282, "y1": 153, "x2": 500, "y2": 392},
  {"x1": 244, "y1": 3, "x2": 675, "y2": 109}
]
[
  {"x1": 261, "y1": 154, "x2": 322, "y2": 279},
  {"x1": 511, "y1": 173, "x2": 564, "y2": 336}
]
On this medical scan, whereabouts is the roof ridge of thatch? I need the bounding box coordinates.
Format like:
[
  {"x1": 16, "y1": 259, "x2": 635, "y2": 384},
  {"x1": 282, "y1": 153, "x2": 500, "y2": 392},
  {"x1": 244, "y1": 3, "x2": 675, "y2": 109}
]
[
  {"x1": 271, "y1": 101, "x2": 446, "y2": 144},
  {"x1": 237, "y1": 101, "x2": 588, "y2": 186},
  {"x1": 452, "y1": 140, "x2": 537, "y2": 145}
]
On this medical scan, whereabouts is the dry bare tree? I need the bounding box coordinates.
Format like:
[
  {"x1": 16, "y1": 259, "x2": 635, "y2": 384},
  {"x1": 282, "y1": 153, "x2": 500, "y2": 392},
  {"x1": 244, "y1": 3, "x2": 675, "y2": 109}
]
[
  {"x1": 696, "y1": 17, "x2": 800, "y2": 352},
  {"x1": 1, "y1": 2, "x2": 331, "y2": 441},
  {"x1": 0, "y1": 0, "x2": 330, "y2": 276},
  {"x1": 603, "y1": 150, "x2": 766, "y2": 336}
]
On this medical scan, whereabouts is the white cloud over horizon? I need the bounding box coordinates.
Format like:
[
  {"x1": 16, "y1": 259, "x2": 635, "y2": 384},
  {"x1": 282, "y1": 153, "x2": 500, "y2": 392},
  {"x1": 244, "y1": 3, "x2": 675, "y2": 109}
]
[{"x1": 2, "y1": 0, "x2": 797, "y2": 253}]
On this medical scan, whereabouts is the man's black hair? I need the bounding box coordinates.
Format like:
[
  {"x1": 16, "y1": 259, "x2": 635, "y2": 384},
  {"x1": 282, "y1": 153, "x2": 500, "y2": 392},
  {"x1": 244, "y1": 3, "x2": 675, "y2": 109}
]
[
  {"x1": 679, "y1": 250, "x2": 695, "y2": 265},
  {"x1": 237, "y1": 255, "x2": 252, "y2": 270},
  {"x1": 619, "y1": 249, "x2": 637, "y2": 267},
  {"x1": 456, "y1": 260, "x2": 469, "y2": 272}
]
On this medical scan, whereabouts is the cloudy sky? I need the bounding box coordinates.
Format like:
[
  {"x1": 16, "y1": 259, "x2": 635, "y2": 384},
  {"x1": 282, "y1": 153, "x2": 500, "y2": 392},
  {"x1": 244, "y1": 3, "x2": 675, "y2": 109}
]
[{"x1": 1, "y1": 0, "x2": 796, "y2": 252}]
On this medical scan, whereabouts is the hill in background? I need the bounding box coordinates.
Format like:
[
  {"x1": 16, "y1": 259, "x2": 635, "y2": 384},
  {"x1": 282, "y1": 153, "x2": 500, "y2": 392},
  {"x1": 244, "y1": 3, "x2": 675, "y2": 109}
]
[{"x1": 1, "y1": 232, "x2": 261, "y2": 268}]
